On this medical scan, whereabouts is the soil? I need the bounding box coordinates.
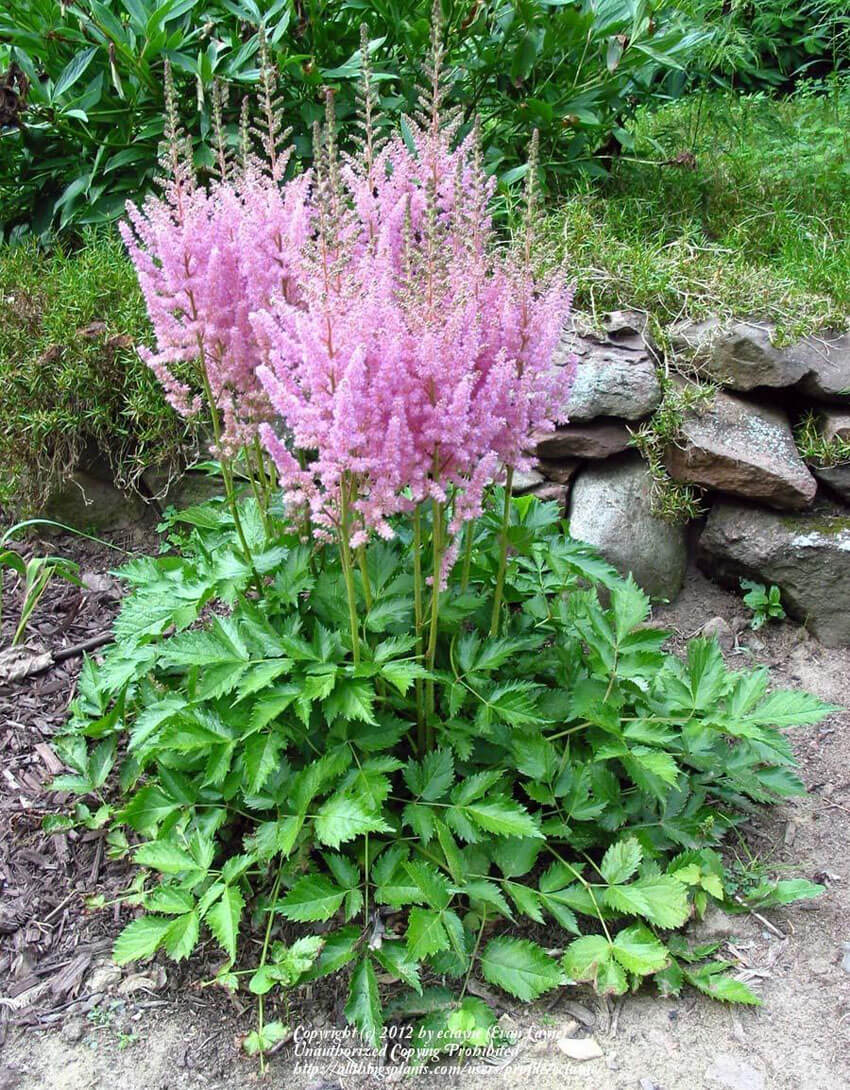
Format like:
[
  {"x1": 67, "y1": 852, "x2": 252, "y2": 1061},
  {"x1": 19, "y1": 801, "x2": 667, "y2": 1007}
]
[{"x1": 1, "y1": 545, "x2": 848, "y2": 1090}]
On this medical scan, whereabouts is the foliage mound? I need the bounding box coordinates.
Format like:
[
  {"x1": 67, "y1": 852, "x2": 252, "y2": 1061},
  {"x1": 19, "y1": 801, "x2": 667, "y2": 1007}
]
[
  {"x1": 0, "y1": 232, "x2": 196, "y2": 513},
  {"x1": 52, "y1": 493, "x2": 831, "y2": 1068}
]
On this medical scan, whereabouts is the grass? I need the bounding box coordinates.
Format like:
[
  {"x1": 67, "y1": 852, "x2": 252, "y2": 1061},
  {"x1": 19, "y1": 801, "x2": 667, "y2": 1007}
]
[
  {"x1": 542, "y1": 77, "x2": 850, "y2": 342},
  {"x1": 0, "y1": 230, "x2": 197, "y2": 513},
  {"x1": 795, "y1": 410, "x2": 850, "y2": 466}
]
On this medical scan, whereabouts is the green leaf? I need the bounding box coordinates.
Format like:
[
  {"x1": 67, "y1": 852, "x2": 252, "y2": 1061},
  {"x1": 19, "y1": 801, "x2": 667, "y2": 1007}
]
[
  {"x1": 117, "y1": 780, "x2": 179, "y2": 828},
  {"x1": 610, "y1": 576, "x2": 650, "y2": 639},
  {"x1": 248, "y1": 685, "x2": 300, "y2": 732},
  {"x1": 480, "y1": 937, "x2": 563, "y2": 1001},
  {"x1": 53, "y1": 47, "x2": 98, "y2": 99},
  {"x1": 600, "y1": 838, "x2": 643, "y2": 885},
  {"x1": 381, "y1": 658, "x2": 430, "y2": 696},
  {"x1": 163, "y1": 910, "x2": 200, "y2": 961},
  {"x1": 242, "y1": 1020, "x2": 290, "y2": 1056},
  {"x1": 404, "y1": 748, "x2": 454, "y2": 801},
  {"x1": 113, "y1": 915, "x2": 173, "y2": 965},
  {"x1": 562, "y1": 935, "x2": 611, "y2": 982},
  {"x1": 605, "y1": 875, "x2": 690, "y2": 929},
  {"x1": 684, "y1": 964, "x2": 762, "y2": 1005},
  {"x1": 611, "y1": 924, "x2": 669, "y2": 975},
  {"x1": 205, "y1": 885, "x2": 244, "y2": 961},
  {"x1": 301, "y1": 925, "x2": 360, "y2": 981},
  {"x1": 134, "y1": 841, "x2": 201, "y2": 876},
  {"x1": 374, "y1": 940, "x2": 423, "y2": 993},
  {"x1": 457, "y1": 797, "x2": 542, "y2": 839},
  {"x1": 406, "y1": 907, "x2": 449, "y2": 961},
  {"x1": 403, "y1": 861, "x2": 452, "y2": 911},
  {"x1": 242, "y1": 730, "x2": 284, "y2": 794},
  {"x1": 344, "y1": 957, "x2": 383, "y2": 1049},
  {"x1": 278, "y1": 875, "x2": 346, "y2": 922},
  {"x1": 314, "y1": 795, "x2": 392, "y2": 849}
]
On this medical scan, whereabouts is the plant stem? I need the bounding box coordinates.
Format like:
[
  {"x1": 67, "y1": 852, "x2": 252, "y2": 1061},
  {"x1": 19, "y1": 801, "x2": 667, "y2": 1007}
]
[
  {"x1": 460, "y1": 519, "x2": 474, "y2": 592},
  {"x1": 198, "y1": 356, "x2": 262, "y2": 593},
  {"x1": 489, "y1": 466, "x2": 514, "y2": 637},
  {"x1": 424, "y1": 498, "x2": 444, "y2": 738},
  {"x1": 338, "y1": 481, "x2": 361, "y2": 667},
  {"x1": 357, "y1": 546, "x2": 373, "y2": 611},
  {"x1": 256, "y1": 866, "x2": 284, "y2": 1076},
  {"x1": 413, "y1": 506, "x2": 426, "y2": 751}
]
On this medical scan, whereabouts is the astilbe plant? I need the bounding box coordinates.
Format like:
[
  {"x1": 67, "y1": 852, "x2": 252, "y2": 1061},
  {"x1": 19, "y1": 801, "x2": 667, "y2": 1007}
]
[{"x1": 51, "y1": 10, "x2": 833, "y2": 1078}]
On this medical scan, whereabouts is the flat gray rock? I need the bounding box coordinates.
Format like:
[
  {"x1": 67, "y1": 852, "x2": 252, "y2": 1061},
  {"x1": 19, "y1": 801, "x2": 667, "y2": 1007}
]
[
  {"x1": 565, "y1": 345, "x2": 661, "y2": 422},
  {"x1": 569, "y1": 454, "x2": 687, "y2": 600},
  {"x1": 554, "y1": 314, "x2": 659, "y2": 423},
  {"x1": 698, "y1": 501, "x2": 850, "y2": 647},
  {"x1": 665, "y1": 390, "x2": 817, "y2": 510},
  {"x1": 813, "y1": 463, "x2": 850, "y2": 502},
  {"x1": 531, "y1": 421, "x2": 633, "y2": 460},
  {"x1": 670, "y1": 319, "x2": 850, "y2": 402},
  {"x1": 817, "y1": 410, "x2": 850, "y2": 442}
]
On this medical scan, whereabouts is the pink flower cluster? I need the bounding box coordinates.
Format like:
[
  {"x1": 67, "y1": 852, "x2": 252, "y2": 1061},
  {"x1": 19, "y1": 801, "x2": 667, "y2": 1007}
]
[
  {"x1": 121, "y1": 154, "x2": 310, "y2": 454},
  {"x1": 122, "y1": 83, "x2": 574, "y2": 546},
  {"x1": 253, "y1": 110, "x2": 574, "y2": 544}
]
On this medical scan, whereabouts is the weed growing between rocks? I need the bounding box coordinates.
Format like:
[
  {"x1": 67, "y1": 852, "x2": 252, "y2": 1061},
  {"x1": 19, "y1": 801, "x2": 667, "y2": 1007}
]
[
  {"x1": 48, "y1": 11, "x2": 833, "y2": 1073},
  {"x1": 631, "y1": 377, "x2": 717, "y2": 523},
  {"x1": 795, "y1": 410, "x2": 850, "y2": 468}
]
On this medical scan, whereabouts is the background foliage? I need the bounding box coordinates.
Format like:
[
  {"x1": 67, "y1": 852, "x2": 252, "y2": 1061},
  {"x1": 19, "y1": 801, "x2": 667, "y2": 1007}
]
[{"x1": 1, "y1": 0, "x2": 710, "y2": 238}]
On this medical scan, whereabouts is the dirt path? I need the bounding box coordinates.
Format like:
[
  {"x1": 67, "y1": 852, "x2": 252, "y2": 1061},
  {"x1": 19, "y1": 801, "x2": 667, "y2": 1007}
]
[{"x1": 2, "y1": 569, "x2": 848, "y2": 1090}]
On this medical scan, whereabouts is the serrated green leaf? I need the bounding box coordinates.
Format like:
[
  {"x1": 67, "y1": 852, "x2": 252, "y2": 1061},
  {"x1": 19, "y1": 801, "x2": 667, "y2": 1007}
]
[
  {"x1": 457, "y1": 797, "x2": 542, "y2": 839},
  {"x1": 279, "y1": 874, "x2": 346, "y2": 922},
  {"x1": 374, "y1": 940, "x2": 422, "y2": 993},
  {"x1": 684, "y1": 965, "x2": 762, "y2": 1005},
  {"x1": 134, "y1": 841, "x2": 201, "y2": 876},
  {"x1": 242, "y1": 730, "x2": 284, "y2": 794},
  {"x1": 605, "y1": 875, "x2": 690, "y2": 928},
  {"x1": 163, "y1": 910, "x2": 200, "y2": 961},
  {"x1": 480, "y1": 936, "x2": 563, "y2": 1001},
  {"x1": 404, "y1": 748, "x2": 454, "y2": 801},
  {"x1": 611, "y1": 924, "x2": 669, "y2": 975},
  {"x1": 600, "y1": 837, "x2": 643, "y2": 884},
  {"x1": 562, "y1": 934, "x2": 611, "y2": 982},
  {"x1": 314, "y1": 795, "x2": 392, "y2": 848},
  {"x1": 406, "y1": 907, "x2": 449, "y2": 961},
  {"x1": 205, "y1": 885, "x2": 244, "y2": 961},
  {"x1": 344, "y1": 957, "x2": 383, "y2": 1049},
  {"x1": 113, "y1": 915, "x2": 173, "y2": 965}
]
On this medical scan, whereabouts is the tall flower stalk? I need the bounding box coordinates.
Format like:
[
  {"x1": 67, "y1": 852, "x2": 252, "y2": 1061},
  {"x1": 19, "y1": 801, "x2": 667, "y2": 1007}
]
[{"x1": 122, "y1": 8, "x2": 575, "y2": 747}]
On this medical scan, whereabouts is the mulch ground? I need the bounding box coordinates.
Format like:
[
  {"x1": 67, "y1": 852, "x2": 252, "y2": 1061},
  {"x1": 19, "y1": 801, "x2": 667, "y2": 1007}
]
[{"x1": 0, "y1": 530, "x2": 146, "y2": 1041}]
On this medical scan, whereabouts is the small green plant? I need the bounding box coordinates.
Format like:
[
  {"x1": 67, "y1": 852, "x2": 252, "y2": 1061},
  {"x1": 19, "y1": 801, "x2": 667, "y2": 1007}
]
[
  {"x1": 795, "y1": 410, "x2": 850, "y2": 467},
  {"x1": 741, "y1": 579, "x2": 786, "y2": 629},
  {"x1": 631, "y1": 377, "x2": 716, "y2": 523},
  {"x1": 0, "y1": 520, "x2": 89, "y2": 646},
  {"x1": 0, "y1": 232, "x2": 198, "y2": 513}
]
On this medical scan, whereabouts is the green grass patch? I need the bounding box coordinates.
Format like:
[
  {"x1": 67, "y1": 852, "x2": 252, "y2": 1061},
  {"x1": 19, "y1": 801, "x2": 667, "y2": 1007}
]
[
  {"x1": 543, "y1": 80, "x2": 850, "y2": 339},
  {"x1": 0, "y1": 231, "x2": 197, "y2": 513}
]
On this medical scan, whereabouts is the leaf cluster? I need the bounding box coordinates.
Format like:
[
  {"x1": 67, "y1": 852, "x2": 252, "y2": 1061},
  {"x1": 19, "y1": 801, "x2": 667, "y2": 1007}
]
[{"x1": 52, "y1": 491, "x2": 831, "y2": 1063}]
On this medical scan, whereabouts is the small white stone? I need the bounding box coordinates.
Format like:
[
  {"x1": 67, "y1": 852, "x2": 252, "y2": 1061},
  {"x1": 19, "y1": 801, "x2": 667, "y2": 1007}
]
[{"x1": 557, "y1": 1035, "x2": 604, "y2": 1061}]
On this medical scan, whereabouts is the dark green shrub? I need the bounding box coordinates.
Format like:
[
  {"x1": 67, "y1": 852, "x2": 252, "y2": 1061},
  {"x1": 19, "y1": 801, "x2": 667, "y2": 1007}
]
[
  {"x1": 0, "y1": 231, "x2": 197, "y2": 512},
  {"x1": 1, "y1": 0, "x2": 711, "y2": 238}
]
